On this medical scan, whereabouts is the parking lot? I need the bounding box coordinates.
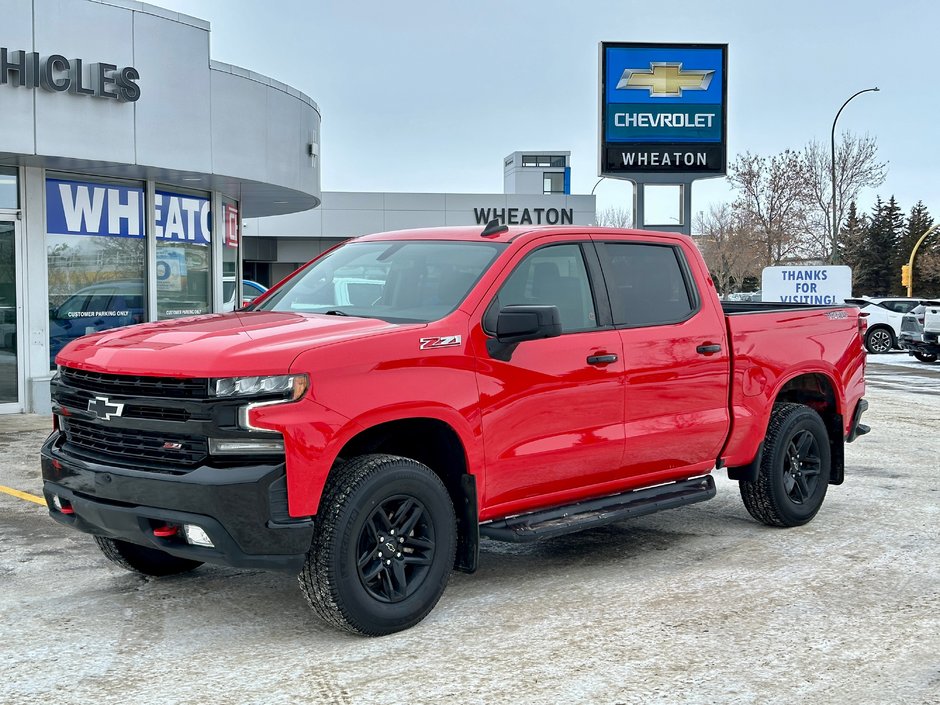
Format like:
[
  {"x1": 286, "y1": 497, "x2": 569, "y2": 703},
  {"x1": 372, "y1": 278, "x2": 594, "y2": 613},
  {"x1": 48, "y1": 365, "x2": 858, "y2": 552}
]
[{"x1": 1, "y1": 354, "x2": 938, "y2": 705}]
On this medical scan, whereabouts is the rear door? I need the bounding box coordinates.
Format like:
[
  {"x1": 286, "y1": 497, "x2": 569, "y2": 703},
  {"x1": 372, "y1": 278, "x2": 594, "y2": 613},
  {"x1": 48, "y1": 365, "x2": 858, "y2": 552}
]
[
  {"x1": 594, "y1": 236, "x2": 730, "y2": 484},
  {"x1": 472, "y1": 239, "x2": 626, "y2": 513}
]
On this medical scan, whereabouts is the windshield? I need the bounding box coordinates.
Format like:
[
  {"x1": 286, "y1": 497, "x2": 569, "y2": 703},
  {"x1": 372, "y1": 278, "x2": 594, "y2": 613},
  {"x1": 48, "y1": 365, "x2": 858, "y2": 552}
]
[{"x1": 253, "y1": 240, "x2": 505, "y2": 322}]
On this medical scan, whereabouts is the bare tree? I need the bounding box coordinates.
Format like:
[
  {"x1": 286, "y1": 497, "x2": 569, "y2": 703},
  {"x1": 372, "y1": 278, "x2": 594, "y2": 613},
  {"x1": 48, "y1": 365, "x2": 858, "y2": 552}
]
[
  {"x1": 595, "y1": 206, "x2": 633, "y2": 228},
  {"x1": 693, "y1": 204, "x2": 760, "y2": 296},
  {"x1": 728, "y1": 150, "x2": 812, "y2": 267},
  {"x1": 803, "y1": 132, "x2": 887, "y2": 261}
]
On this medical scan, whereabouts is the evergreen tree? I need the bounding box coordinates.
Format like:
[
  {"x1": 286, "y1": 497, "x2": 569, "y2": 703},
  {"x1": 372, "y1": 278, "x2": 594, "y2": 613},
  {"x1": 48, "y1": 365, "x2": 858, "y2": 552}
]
[
  {"x1": 854, "y1": 197, "x2": 903, "y2": 296},
  {"x1": 839, "y1": 201, "x2": 868, "y2": 290}
]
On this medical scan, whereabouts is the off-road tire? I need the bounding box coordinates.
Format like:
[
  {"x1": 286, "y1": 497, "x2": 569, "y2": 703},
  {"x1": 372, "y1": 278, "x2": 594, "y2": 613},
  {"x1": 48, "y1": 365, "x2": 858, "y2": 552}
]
[
  {"x1": 864, "y1": 326, "x2": 894, "y2": 354},
  {"x1": 913, "y1": 351, "x2": 938, "y2": 363},
  {"x1": 94, "y1": 536, "x2": 203, "y2": 576},
  {"x1": 299, "y1": 454, "x2": 457, "y2": 636},
  {"x1": 739, "y1": 403, "x2": 831, "y2": 528}
]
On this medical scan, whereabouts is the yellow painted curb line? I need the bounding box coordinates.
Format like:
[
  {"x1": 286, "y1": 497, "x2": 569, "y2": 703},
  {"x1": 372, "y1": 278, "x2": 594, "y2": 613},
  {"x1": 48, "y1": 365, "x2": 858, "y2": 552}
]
[{"x1": 0, "y1": 485, "x2": 47, "y2": 506}]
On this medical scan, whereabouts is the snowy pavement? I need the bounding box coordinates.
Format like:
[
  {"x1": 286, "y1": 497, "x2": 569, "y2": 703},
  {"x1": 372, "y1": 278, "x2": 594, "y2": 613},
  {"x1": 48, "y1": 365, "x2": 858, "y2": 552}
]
[{"x1": 1, "y1": 372, "x2": 938, "y2": 705}]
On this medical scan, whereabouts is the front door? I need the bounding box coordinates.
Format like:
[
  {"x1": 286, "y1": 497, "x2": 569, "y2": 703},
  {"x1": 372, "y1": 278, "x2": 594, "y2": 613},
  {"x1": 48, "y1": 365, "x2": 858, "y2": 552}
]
[
  {"x1": 472, "y1": 240, "x2": 626, "y2": 516},
  {"x1": 0, "y1": 220, "x2": 23, "y2": 413}
]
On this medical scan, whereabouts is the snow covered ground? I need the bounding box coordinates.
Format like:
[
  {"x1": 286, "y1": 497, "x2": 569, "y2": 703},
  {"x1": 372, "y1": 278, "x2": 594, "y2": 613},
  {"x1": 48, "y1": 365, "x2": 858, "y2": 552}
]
[{"x1": 1, "y1": 368, "x2": 937, "y2": 705}]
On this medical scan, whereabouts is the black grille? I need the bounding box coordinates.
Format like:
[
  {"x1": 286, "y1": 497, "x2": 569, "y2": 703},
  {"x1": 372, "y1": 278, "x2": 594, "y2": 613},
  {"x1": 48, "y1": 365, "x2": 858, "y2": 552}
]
[
  {"x1": 54, "y1": 389, "x2": 192, "y2": 422},
  {"x1": 61, "y1": 368, "x2": 209, "y2": 399},
  {"x1": 61, "y1": 418, "x2": 208, "y2": 468}
]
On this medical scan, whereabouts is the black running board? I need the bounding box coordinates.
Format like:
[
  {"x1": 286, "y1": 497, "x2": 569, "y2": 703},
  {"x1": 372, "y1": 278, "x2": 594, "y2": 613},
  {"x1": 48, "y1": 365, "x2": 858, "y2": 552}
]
[{"x1": 479, "y1": 475, "x2": 716, "y2": 543}]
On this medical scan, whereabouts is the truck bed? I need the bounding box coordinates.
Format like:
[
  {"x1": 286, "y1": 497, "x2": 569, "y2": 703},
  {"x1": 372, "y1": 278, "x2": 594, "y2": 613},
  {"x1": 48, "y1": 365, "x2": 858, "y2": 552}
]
[{"x1": 718, "y1": 301, "x2": 866, "y2": 468}]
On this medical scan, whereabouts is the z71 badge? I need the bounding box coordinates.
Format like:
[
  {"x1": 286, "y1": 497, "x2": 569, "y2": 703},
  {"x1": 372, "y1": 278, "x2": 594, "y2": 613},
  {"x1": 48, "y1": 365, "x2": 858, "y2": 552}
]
[{"x1": 419, "y1": 335, "x2": 462, "y2": 350}]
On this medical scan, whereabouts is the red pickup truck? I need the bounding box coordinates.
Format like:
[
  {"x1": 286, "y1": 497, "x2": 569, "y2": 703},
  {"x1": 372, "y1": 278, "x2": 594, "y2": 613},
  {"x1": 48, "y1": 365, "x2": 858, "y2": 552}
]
[{"x1": 42, "y1": 224, "x2": 869, "y2": 635}]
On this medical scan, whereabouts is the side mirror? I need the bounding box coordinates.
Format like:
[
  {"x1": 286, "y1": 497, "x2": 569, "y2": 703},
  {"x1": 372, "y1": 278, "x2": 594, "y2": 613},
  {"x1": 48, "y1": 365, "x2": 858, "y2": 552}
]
[{"x1": 495, "y1": 305, "x2": 562, "y2": 344}]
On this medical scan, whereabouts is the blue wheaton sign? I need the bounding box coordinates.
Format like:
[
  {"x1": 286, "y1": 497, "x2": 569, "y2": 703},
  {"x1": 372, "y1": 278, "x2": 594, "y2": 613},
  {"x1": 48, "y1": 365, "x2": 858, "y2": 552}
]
[{"x1": 600, "y1": 42, "x2": 728, "y2": 176}]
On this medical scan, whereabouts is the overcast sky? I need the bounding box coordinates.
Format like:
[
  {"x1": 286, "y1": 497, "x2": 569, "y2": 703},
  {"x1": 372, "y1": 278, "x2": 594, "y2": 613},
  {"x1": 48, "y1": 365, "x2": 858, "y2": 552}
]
[{"x1": 159, "y1": 0, "x2": 939, "y2": 223}]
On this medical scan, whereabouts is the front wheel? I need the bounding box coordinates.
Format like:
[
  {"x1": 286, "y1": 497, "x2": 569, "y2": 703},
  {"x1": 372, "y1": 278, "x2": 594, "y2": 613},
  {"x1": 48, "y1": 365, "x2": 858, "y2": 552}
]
[
  {"x1": 299, "y1": 454, "x2": 457, "y2": 636},
  {"x1": 739, "y1": 403, "x2": 831, "y2": 527},
  {"x1": 913, "y1": 351, "x2": 938, "y2": 363},
  {"x1": 94, "y1": 536, "x2": 203, "y2": 576},
  {"x1": 864, "y1": 327, "x2": 894, "y2": 354}
]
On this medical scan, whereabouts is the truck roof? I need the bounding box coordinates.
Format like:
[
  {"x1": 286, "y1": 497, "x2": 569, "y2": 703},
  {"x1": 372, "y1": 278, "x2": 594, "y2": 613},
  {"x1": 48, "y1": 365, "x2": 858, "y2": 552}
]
[{"x1": 354, "y1": 225, "x2": 687, "y2": 245}]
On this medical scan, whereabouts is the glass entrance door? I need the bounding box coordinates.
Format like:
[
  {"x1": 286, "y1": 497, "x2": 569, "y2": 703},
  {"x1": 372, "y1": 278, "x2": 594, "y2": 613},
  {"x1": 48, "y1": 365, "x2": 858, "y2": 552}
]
[{"x1": 0, "y1": 221, "x2": 21, "y2": 411}]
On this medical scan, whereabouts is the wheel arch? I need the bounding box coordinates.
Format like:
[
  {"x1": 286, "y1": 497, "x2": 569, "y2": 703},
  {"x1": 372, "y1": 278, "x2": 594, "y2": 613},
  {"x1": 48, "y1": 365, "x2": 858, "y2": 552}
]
[
  {"x1": 729, "y1": 371, "x2": 845, "y2": 485},
  {"x1": 327, "y1": 416, "x2": 479, "y2": 573}
]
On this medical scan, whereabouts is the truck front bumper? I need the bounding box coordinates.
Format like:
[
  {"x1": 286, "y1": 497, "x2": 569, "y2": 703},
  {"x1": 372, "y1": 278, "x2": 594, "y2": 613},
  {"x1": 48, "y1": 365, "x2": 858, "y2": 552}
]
[{"x1": 40, "y1": 432, "x2": 314, "y2": 574}]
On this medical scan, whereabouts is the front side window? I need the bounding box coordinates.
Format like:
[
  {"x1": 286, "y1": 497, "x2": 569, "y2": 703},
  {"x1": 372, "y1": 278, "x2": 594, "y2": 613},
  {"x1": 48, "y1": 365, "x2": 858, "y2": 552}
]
[
  {"x1": 487, "y1": 243, "x2": 598, "y2": 333},
  {"x1": 599, "y1": 243, "x2": 697, "y2": 326},
  {"x1": 254, "y1": 240, "x2": 504, "y2": 323}
]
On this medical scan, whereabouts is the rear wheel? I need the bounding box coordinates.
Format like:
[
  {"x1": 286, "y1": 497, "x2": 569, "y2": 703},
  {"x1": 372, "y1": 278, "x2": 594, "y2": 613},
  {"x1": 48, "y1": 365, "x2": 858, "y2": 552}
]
[
  {"x1": 94, "y1": 536, "x2": 203, "y2": 576},
  {"x1": 864, "y1": 326, "x2": 894, "y2": 354},
  {"x1": 739, "y1": 403, "x2": 831, "y2": 527},
  {"x1": 913, "y1": 351, "x2": 938, "y2": 363},
  {"x1": 299, "y1": 454, "x2": 457, "y2": 636}
]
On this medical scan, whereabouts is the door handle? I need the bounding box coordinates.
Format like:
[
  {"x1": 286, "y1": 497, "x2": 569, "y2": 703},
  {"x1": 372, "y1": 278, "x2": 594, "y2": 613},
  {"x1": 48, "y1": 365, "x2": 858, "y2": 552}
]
[
  {"x1": 696, "y1": 344, "x2": 722, "y2": 355},
  {"x1": 587, "y1": 354, "x2": 618, "y2": 365}
]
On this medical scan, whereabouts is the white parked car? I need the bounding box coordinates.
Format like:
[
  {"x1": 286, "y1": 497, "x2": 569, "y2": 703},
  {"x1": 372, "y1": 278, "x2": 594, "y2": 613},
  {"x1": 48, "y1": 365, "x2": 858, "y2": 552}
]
[
  {"x1": 924, "y1": 301, "x2": 940, "y2": 339},
  {"x1": 844, "y1": 297, "x2": 924, "y2": 354}
]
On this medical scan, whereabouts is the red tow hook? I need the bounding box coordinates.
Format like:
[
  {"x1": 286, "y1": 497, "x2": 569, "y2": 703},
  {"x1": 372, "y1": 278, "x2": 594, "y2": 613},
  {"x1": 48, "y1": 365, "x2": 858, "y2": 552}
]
[
  {"x1": 152, "y1": 524, "x2": 180, "y2": 538},
  {"x1": 59, "y1": 503, "x2": 75, "y2": 515}
]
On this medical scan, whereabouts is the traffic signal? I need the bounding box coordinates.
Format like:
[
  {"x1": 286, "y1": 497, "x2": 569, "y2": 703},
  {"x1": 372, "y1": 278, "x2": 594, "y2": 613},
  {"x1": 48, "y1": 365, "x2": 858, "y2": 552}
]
[{"x1": 901, "y1": 264, "x2": 911, "y2": 288}]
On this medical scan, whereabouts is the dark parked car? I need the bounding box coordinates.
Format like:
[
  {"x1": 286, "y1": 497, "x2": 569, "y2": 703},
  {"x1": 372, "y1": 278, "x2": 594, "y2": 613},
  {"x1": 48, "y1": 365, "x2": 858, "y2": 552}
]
[{"x1": 898, "y1": 302, "x2": 940, "y2": 363}]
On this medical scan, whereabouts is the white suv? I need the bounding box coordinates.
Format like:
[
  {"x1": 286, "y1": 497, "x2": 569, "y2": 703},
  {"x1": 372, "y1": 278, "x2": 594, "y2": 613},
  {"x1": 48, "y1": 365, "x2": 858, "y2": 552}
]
[{"x1": 845, "y1": 297, "x2": 924, "y2": 354}]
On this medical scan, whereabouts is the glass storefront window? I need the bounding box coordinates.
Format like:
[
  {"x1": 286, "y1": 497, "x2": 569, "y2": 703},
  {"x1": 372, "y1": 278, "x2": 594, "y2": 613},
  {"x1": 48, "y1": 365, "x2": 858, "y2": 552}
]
[
  {"x1": 46, "y1": 177, "x2": 145, "y2": 367},
  {"x1": 155, "y1": 189, "x2": 211, "y2": 319},
  {"x1": 222, "y1": 200, "x2": 240, "y2": 310},
  {"x1": 0, "y1": 167, "x2": 17, "y2": 209},
  {"x1": 0, "y1": 222, "x2": 17, "y2": 404}
]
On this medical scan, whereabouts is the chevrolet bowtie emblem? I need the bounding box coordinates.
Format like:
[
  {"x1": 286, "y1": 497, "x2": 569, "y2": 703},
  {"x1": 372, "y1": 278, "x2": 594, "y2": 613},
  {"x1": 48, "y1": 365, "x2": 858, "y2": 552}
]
[
  {"x1": 87, "y1": 395, "x2": 124, "y2": 421},
  {"x1": 616, "y1": 62, "x2": 714, "y2": 98}
]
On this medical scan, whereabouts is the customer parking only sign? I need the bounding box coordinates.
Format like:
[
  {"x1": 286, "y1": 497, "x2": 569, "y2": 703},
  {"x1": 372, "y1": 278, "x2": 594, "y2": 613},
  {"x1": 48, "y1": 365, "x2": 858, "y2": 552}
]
[{"x1": 762, "y1": 266, "x2": 852, "y2": 305}]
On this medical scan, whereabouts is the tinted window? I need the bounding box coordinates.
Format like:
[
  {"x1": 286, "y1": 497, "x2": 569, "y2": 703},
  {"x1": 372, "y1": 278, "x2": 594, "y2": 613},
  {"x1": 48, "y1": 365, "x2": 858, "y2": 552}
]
[
  {"x1": 600, "y1": 243, "x2": 696, "y2": 326},
  {"x1": 882, "y1": 300, "x2": 918, "y2": 314},
  {"x1": 488, "y1": 243, "x2": 597, "y2": 333}
]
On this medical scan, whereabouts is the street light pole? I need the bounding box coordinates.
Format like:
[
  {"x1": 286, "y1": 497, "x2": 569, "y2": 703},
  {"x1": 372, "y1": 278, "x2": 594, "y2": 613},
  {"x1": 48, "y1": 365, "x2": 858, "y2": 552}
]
[{"x1": 830, "y1": 87, "x2": 879, "y2": 264}]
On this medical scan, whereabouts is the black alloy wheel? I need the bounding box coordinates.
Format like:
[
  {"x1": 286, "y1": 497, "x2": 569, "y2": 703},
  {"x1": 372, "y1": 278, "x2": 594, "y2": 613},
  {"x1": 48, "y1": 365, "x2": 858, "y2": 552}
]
[
  {"x1": 356, "y1": 496, "x2": 436, "y2": 603},
  {"x1": 913, "y1": 351, "x2": 938, "y2": 363},
  {"x1": 781, "y1": 429, "x2": 822, "y2": 505},
  {"x1": 865, "y1": 327, "x2": 894, "y2": 354},
  {"x1": 299, "y1": 454, "x2": 457, "y2": 635},
  {"x1": 739, "y1": 402, "x2": 831, "y2": 527}
]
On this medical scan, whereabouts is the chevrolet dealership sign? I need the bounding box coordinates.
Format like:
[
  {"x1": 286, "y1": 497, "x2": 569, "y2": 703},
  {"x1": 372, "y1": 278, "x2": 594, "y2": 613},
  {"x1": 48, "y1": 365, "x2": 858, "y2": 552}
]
[{"x1": 600, "y1": 43, "x2": 727, "y2": 176}]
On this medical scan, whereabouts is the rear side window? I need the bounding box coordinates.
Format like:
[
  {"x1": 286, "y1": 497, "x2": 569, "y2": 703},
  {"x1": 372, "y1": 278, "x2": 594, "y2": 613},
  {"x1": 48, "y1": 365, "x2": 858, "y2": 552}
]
[{"x1": 598, "y1": 243, "x2": 697, "y2": 326}]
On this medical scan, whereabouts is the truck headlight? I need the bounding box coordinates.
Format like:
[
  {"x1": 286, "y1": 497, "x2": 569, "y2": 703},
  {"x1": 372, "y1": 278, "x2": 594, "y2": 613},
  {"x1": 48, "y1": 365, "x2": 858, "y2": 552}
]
[{"x1": 210, "y1": 374, "x2": 308, "y2": 400}]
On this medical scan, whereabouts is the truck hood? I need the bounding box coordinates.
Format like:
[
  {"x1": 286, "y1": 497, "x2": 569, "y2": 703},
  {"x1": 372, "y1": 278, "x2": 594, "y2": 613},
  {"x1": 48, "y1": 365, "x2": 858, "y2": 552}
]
[{"x1": 57, "y1": 311, "x2": 409, "y2": 377}]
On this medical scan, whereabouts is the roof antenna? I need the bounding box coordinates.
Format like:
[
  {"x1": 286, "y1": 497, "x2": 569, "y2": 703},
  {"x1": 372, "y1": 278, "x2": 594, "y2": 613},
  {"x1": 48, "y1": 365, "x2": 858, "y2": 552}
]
[{"x1": 481, "y1": 218, "x2": 509, "y2": 237}]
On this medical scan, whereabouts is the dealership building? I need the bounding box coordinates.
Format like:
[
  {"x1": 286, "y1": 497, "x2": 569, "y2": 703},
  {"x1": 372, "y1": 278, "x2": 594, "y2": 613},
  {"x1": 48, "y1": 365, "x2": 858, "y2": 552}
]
[
  {"x1": 242, "y1": 151, "x2": 596, "y2": 287},
  {"x1": 0, "y1": 0, "x2": 321, "y2": 414},
  {"x1": 0, "y1": 1, "x2": 596, "y2": 416}
]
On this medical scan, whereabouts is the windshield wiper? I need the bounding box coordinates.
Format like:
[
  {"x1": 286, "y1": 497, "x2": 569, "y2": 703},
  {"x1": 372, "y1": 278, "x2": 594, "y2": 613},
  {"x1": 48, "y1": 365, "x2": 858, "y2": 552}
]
[{"x1": 323, "y1": 309, "x2": 349, "y2": 316}]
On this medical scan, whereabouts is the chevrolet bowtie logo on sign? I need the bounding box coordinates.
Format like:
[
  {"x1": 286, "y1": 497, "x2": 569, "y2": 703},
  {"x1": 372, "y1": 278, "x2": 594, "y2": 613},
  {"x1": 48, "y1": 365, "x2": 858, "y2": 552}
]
[
  {"x1": 600, "y1": 42, "x2": 727, "y2": 176},
  {"x1": 616, "y1": 62, "x2": 714, "y2": 98}
]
